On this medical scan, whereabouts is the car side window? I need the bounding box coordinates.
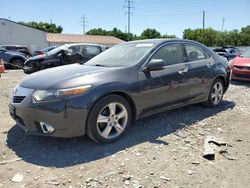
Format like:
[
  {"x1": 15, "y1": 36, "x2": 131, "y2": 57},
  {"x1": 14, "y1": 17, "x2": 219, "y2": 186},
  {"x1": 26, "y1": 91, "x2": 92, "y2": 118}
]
[
  {"x1": 185, "y1": 44, "x2": 210, "y2": 62},
  {"x1": 86, "y1": 46, "x2": 101, "y2": 56},
  {"x1": 68, "y1": 46, "x2": 82, "y2": 55},
  {"x1": 151, "y1": 44, "x2": 184, "y2": 66}
]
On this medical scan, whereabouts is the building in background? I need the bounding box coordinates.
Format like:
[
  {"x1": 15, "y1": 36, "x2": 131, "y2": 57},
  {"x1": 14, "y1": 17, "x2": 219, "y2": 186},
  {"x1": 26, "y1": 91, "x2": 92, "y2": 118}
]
[
  {"x1": 0, "y1": 18, "x2": 123, "y2": 52},
  {"x1": 47, "y1": 33, "x2": 124, "y2": 47},
  {"x1": 0, "y1": 18, "x2": 48, "y2": 52}
]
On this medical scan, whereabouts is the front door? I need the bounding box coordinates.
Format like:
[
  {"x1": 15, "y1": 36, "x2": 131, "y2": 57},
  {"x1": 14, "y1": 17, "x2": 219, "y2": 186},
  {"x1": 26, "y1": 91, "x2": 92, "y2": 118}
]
[{"x1": 138, "y1": 43, "x2": 190, "y2": 115}]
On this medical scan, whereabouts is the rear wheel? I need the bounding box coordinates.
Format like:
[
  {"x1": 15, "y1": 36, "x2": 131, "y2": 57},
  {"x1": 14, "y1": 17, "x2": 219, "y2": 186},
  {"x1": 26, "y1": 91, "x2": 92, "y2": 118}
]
[
  {"x1": 86, "y1": 95, "x2": 132, "y2": 143},
  {"x1": 10, "y1": 58, "x2": 24, "y2": 69},
  {"x1": 204, "y1": 78, "x2": 224, "y2": 107}
]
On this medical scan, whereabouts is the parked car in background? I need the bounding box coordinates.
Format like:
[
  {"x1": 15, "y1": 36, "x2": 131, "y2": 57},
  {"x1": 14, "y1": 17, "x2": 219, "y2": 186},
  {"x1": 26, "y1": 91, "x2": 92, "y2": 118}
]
[
  {"x1": 213, "y1": 46, "x2": 240, "y2": 60},
  {"x1": 0, "y1": 45, "x2": 32, "y2": 58},
  {"x1": 23, "y1": 43, "x2": 107, "y2": 74},
  {"x1": 0, "y1": 48, "x2": 27, "y2": 69},
  {"x1": 33, "y1": 46, "x2": 58, "y2": 56},
  {"x1": 10, "y1": 39, "x2": 230, "y2": 143},
  {"x1": 230, "y1": 48, "x2": 250, "y2": 81}
]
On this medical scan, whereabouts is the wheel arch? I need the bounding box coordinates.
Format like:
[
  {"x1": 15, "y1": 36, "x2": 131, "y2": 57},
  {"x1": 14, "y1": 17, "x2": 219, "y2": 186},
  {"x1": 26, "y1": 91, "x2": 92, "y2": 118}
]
[
  {"x1": 9, "y1": 56, "x2": 25, "y2": 63},
  {"x1": 212, "y1": 75, "x2": 229, "y2": 93},
  {"x1": 86, "y1": 91, "x2": 137, "y2": 129}
]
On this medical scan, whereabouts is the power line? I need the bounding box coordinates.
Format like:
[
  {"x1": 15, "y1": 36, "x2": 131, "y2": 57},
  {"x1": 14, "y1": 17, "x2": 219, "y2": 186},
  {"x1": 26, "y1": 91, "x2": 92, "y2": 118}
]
[
  {"x1": 80, "y1": 14, "x2": 87, "y2": 35},
  {"x1": 124, "y1": 0, "x2": 135, "y2": 34}
]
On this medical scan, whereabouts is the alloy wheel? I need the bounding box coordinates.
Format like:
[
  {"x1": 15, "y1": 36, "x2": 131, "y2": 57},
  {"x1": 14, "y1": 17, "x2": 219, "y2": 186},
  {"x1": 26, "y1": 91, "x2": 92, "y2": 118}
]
[
  {"x1": 211, "y1": 82, "x2": 223, "y2": 105},
  {"x1": 96, "y1": 102, "x2": 128, "y2": 139}
]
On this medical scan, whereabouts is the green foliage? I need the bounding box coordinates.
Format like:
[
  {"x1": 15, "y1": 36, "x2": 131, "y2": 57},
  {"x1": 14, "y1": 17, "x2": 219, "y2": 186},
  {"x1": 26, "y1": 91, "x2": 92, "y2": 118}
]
[
  {"x1": 183, "y1": 26, "x2": 250, "y2": 46},
  {"x1": 140, "y1": 28, "x2": 161, "y2": 39},
  {"x1": 19, "y1": 21, "x2": 63, "y2": 33},
  {"x1": 87, "y1": 27, "x2": 176, "y2": 41},
  {"x1": 86, "y1": 27, "x2": 134, "y2": 41}
]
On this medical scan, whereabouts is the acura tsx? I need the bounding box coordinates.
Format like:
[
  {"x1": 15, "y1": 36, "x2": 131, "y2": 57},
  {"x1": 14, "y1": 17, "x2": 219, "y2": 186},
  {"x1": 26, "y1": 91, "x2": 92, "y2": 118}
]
[{"x1": 9, "y1": 39, "x2": 230, "y2": 143}]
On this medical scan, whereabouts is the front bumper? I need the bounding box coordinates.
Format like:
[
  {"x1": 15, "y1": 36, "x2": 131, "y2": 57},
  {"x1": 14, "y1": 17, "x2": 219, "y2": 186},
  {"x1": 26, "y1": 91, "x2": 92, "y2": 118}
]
[
  {"x1": 231, "y1": 67, "x2": 250, "y2": 81},
  {"x1": 23, "y1": 66, "x2": 38, "y2": 74},
  {"x1": 9, "y1": 88, "x2": 92, "y2": 138}
]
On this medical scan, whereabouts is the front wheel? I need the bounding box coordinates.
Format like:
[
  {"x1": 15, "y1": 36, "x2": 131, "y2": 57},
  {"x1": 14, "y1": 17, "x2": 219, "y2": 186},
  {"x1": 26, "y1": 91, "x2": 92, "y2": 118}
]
[
  {"x1": 86, "y1": 95, "x2": 132, "y2": 143},
  {"x1": 204, "y1": 78, "x2": 224, "y2": 107}
]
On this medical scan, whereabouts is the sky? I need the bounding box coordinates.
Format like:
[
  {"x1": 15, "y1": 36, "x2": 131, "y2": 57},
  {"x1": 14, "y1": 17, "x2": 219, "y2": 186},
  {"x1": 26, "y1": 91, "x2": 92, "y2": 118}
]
[{"x1": 0, "y1": 0, "x2": 249, "y2": 38}]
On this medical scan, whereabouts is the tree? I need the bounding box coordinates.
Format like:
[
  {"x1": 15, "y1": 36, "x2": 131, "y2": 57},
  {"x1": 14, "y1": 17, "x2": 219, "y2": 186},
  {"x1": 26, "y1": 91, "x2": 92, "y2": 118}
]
[
  {"x1": 19, "y1": 21, "x2": 63, "y2": 33},
  {"x1": 86, "y1": 27, "x2": 133, "y2": 41},
  {"x1": 140, "y1": 28, "x2": 161, "y2": 39},
  {"x1": 183, "y1": 26, "x2": 250, "y2": 46}
]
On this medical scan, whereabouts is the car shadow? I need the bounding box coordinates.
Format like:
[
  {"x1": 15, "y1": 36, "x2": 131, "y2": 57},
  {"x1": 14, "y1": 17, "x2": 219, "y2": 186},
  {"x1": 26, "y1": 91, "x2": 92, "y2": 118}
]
[
  {"x1": 231, "y1": 80, "x2": 250, "y2": 88},
  {"x1": 6, "y1": 100, "x2": 235, "y2": 168}
]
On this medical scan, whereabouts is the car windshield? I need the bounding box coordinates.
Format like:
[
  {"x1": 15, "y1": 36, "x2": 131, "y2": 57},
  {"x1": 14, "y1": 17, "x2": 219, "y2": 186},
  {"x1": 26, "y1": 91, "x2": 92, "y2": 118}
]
[
  {"x1": 46, "y1": 45, "x2": 69, "y2": 56},
  {"x1": 85, "y1": 42, "x2": 155, "y2": 67},
  {"x1": 240, "y1": 48, "x2": 250, "y2": 58},
  {"x1": 42, "y1": 46, "x2": 57, "y2": 52}
]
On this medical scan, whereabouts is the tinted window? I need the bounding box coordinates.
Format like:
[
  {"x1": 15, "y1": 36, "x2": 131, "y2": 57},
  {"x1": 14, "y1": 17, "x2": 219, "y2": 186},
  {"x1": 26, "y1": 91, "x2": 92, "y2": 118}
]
[
  {"x1": 152, "y1": 44, "x2": 184, "y2": 66},
  {"x1": 86, "y1": 46, "x2": 101, "y2": 56},
  {"x1": 68, "y1": 45, "x2": 82, "y2": 55},
  {"x1": 185, "y1": 44, "x2": 210, "y2": 61}
]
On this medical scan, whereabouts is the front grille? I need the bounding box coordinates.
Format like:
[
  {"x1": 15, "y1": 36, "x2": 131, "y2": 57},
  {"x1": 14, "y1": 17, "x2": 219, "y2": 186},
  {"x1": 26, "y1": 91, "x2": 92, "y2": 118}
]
[
  {"x1": 234, "y1": 66, "x2": 250, "y2": 71},
  {"x1": 13, "y1": 96, "x2": 26, "y2": 103},
  {"x1": 234, "y1": 73, "x2": 250, "y2": 79}
]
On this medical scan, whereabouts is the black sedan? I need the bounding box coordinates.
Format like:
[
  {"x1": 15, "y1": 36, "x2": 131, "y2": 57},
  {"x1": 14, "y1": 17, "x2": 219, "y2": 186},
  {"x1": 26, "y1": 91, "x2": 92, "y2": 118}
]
[
  {"x1": 23, "y1": 43, "x2": 107, "y2": 74},
  {"x1": 213, "y1": 46, "x2": 240, "y2": 60},
  {"x1": 33, "y1": 46, "x2": 58, "y2": 56},
  {"x1": 9, "y1": 39, "x2": 230, "y2": 143}
]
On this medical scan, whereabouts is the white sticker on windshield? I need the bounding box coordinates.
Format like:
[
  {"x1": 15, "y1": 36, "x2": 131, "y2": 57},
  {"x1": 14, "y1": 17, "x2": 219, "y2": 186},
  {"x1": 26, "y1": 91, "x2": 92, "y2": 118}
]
[{"x1": 136, "y1": 43, "x2": 154, "y2": 47}]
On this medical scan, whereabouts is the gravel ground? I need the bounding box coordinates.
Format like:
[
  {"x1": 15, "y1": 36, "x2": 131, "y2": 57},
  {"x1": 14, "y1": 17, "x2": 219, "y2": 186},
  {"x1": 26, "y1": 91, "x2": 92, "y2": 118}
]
[{"x1": 0, "y1": 70, "x2": 250, "y2": 188}]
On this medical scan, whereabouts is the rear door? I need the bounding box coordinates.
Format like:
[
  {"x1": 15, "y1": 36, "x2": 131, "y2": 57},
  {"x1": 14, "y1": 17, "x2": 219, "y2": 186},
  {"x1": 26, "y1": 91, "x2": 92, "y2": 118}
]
[
  {"x1": 183, "y1": 43, "x2": 214, "y2": 102},
  {"x1": 138, "y1": 43, "x2": 190, "y2": 114}
]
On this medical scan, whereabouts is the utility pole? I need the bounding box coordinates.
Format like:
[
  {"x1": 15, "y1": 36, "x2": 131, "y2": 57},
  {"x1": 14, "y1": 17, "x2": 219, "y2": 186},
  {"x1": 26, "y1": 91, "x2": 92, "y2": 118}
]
[
  {"x1": 221, "y1": 18, "x2": 225, "y2": 31},
  {"x1": 202, "y1": 10, "x2": 205, "y2": 43},
  {"x1": 80, "y1": 14, "x2": 87, "y2": 35},
  {"x1": 202, "y1": 10, "x2": 205, "y2": 31},
  {"x1": 124, "y1": 0, "x2": 135, "y2": 34}
]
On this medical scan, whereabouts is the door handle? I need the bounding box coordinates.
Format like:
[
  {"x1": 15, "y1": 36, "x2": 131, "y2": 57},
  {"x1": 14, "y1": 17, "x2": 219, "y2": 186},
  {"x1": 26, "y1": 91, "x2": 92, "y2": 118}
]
[
  {"x1": 178, "y1": 66, "x2": 189, "y2": 75},
  {"x1": 207, "y1": 63, "x2": 213, "y2": 68}
]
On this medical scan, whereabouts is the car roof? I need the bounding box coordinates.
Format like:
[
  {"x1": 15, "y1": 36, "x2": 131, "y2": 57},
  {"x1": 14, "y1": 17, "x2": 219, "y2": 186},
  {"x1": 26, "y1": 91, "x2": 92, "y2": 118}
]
[
  {"x1": 123, "y1": 38, "x2": 207, "y2": 47},
  {"x1": 63, "y1": 43, "x2": 107, "y2": 47},
  {"x1": 0, "y1": 45, "x2": 28, "y2": 48}
]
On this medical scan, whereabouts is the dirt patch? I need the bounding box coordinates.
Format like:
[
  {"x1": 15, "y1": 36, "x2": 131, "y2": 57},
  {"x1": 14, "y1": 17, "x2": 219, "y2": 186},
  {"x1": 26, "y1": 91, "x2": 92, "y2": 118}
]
[{"x1": 0, "y1": 70, "x2": 250, "y2": 188}]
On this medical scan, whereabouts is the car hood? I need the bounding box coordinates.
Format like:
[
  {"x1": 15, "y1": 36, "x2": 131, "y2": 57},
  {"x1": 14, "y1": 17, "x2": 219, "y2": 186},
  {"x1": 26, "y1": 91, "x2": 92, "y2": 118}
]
[
  {"x1": 20, "y1": 64, "x2": 121, "y2": 90},
  {"x1": 28, "y1": 54, "x2": 47, "y2": 60},
  {"x1": 232, "y1": 57, "x2": 250, "y2": 67}
]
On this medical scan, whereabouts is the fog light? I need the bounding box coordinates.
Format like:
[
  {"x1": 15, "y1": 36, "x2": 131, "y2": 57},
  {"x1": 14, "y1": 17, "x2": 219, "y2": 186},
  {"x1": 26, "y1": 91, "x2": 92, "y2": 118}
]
[{"x1": 40, "y1": 122, "x2": 55, "y2": 134}]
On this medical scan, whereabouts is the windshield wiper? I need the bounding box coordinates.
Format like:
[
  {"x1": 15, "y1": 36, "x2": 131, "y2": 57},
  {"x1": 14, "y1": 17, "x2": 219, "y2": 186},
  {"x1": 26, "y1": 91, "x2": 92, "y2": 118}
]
[{"x1": 93, "y1": 64, "x2": 109, "y2": 67}]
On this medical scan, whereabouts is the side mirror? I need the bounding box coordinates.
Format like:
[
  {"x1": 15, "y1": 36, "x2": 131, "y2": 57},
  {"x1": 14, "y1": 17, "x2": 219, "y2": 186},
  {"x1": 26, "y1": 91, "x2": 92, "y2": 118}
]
[{"x1": 143, "y1": 59, "x2": 165, "y2": 72}]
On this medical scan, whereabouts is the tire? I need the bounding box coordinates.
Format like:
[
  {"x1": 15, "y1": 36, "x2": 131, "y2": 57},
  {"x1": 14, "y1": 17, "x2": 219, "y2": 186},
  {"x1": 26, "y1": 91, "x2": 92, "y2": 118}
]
[
  {"x1": 86, "y1": 94, "x2": 132, "y2": 144},
  {"x1": 203, "y1": 78, "x2": 224, "y2": 107},
  {"x1": 10, "y1": 58, "x2": 24, "y2": 69}
]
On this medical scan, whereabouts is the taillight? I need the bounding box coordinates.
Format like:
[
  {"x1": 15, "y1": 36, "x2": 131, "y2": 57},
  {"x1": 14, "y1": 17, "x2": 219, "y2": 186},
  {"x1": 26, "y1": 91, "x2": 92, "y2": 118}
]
[{"x1": 37, "y1": 51, "x2": 44, "y2": 55}]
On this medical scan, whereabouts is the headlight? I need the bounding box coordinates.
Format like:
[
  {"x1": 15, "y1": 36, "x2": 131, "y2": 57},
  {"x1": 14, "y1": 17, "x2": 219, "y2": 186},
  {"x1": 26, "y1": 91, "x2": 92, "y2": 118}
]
[{"x1": 32, "y1": 85, "x2": 91, "y2": 102}]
